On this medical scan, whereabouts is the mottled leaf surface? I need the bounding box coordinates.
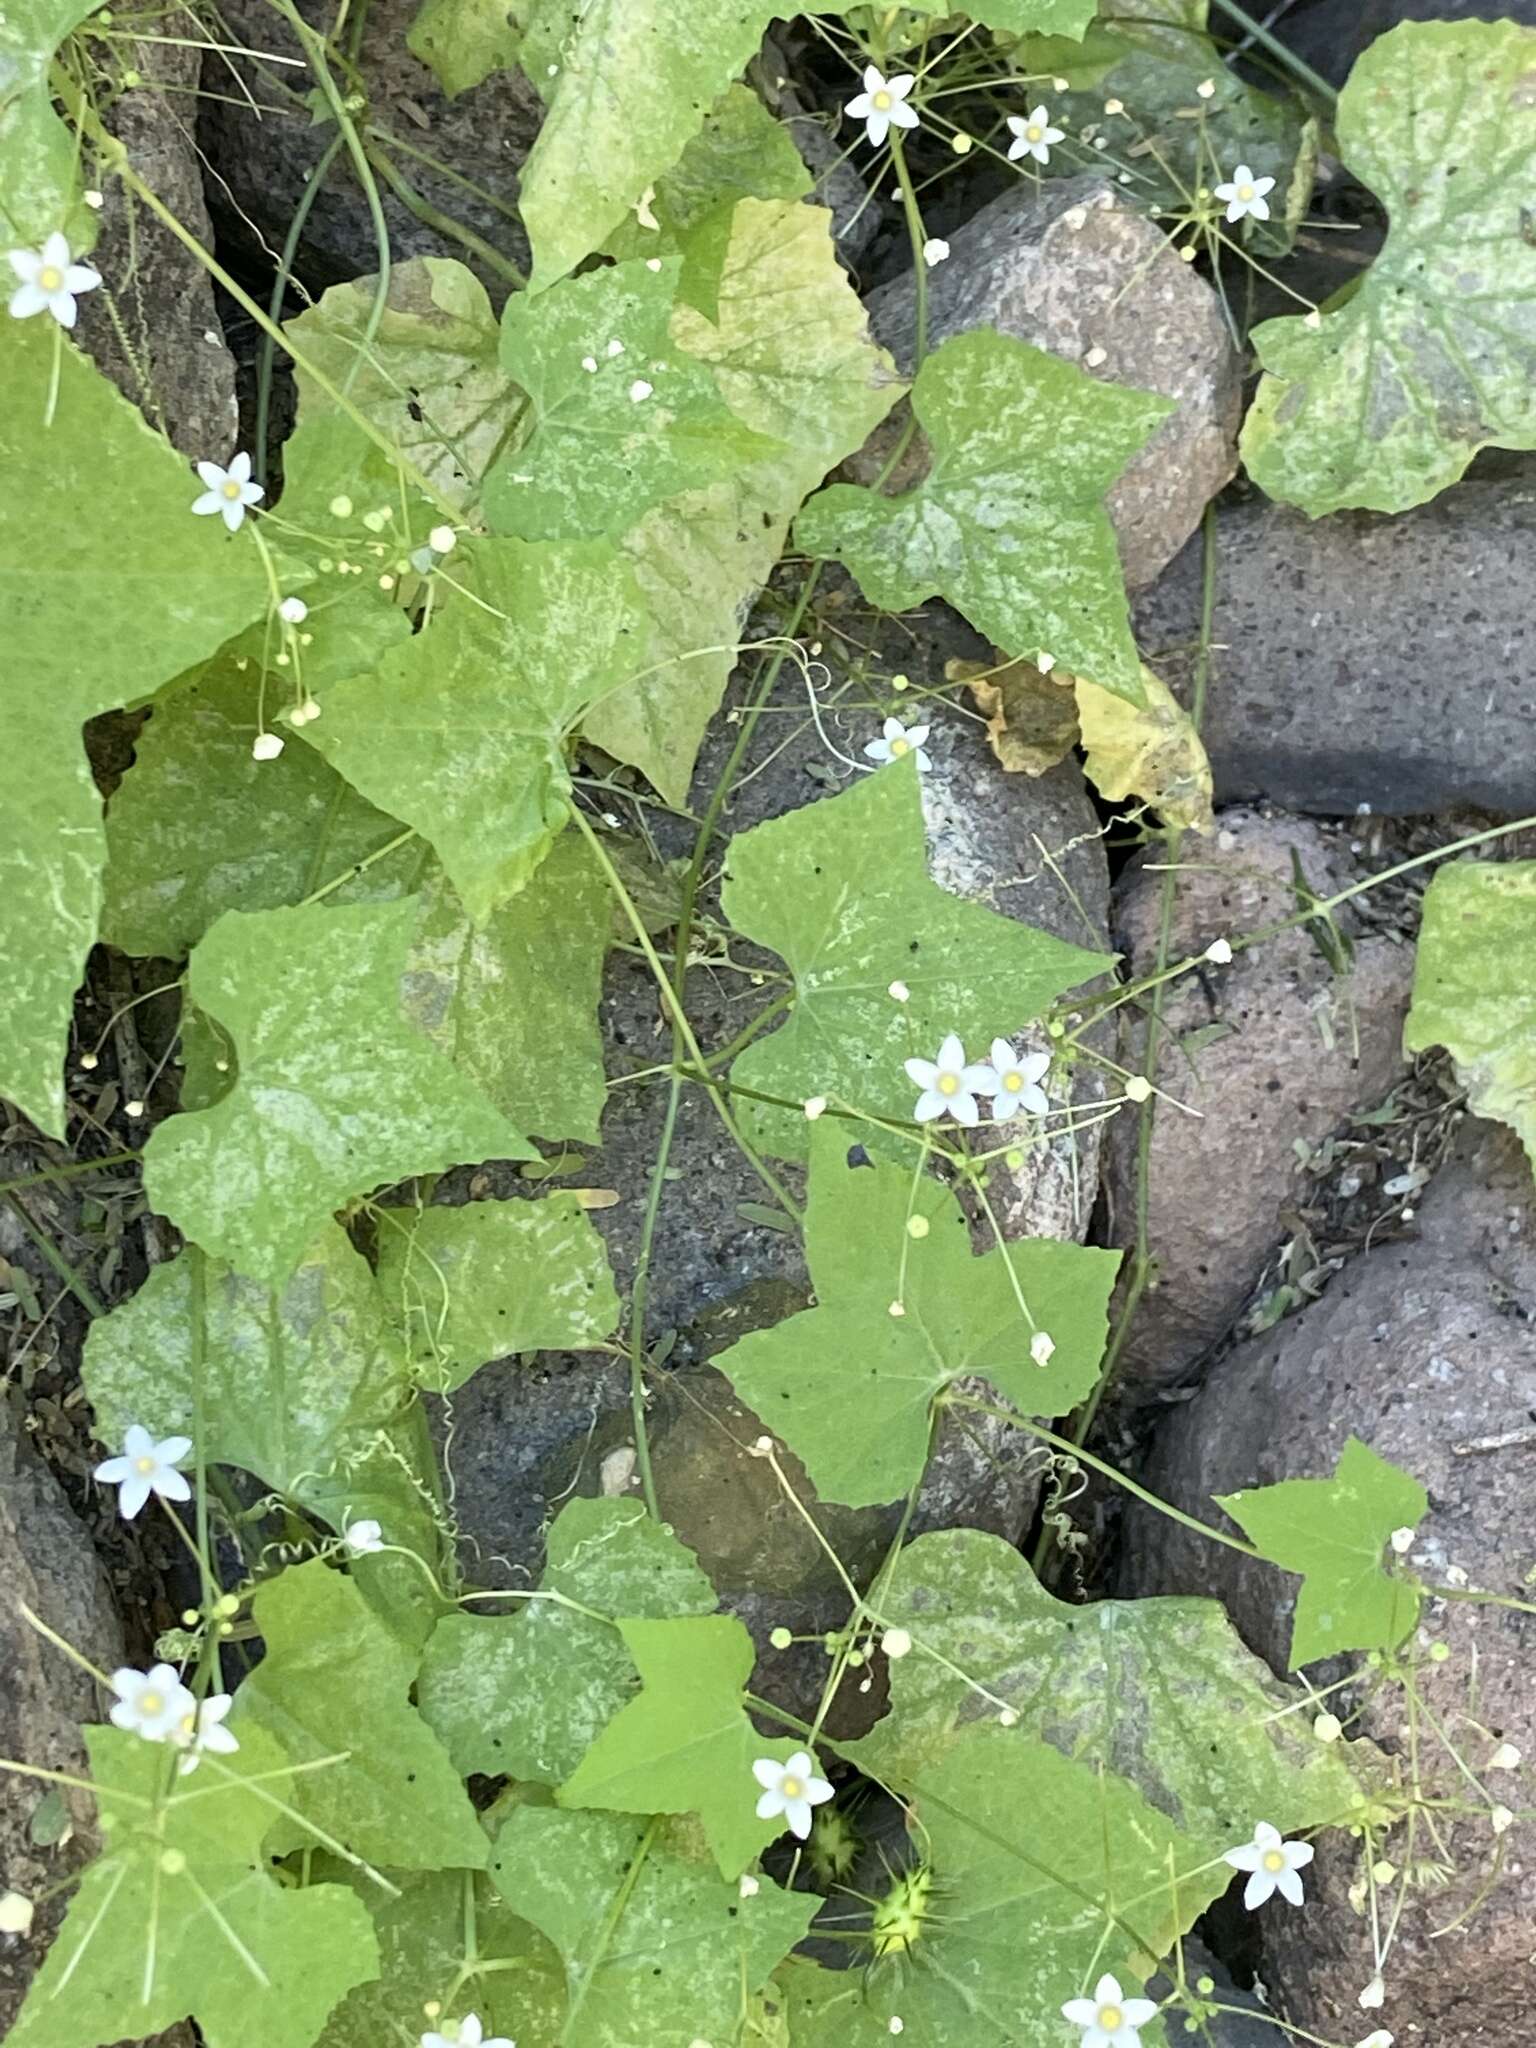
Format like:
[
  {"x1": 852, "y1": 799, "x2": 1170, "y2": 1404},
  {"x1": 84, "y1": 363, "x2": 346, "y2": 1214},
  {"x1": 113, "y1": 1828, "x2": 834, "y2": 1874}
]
[
  {"x1": 143, "y1": 899, "x2": 530, "y2": 1286},
  {"x1": 1242, "y1": 20, "x2": 1536, "y2": 514},
  {"x1": 1405, "y1": 860, "x2": 1536, "y2": 1171},
  {"x1": 797, "y1": 328, "x2": 1167, "y2": 698}
]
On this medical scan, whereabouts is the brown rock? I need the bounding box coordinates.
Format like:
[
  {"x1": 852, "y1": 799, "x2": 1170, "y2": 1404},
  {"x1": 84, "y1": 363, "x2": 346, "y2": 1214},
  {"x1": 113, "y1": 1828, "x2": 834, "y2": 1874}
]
[
  {"x1": 199, "y1": 0, "x2": 541, "y2": 289},
  {"x1": 76, "y1": 33, "x2": 238, "y2": 456},
  {"x1": 0, "y1": 1393, "x2": 122, "y2": 2035},
  {"x1": 1104, "y1": 809, "x2": 1413, "y2": 1390},
  {"x1": 860, "y1": 175, "x2": 1242, "y2": 589},
  {"x1": 1123, "y1": 1119, "x2": 1536, "y2": 2046}
]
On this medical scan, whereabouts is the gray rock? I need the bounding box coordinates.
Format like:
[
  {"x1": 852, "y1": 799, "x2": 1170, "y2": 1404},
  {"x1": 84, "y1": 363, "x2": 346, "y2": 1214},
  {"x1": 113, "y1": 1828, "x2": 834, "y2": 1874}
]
[
  {"x1": 860, "y1": 175, "x2": 1242, "y2": 589},
  {"x1": 75, "y1": 37, "x2": 238, "y2": 456},
  {"x1": 1280, "y1": 0, "x2": 1536, "y2": 89},
  {"x1": 1135, "y1": 484, "x2": 1536, "y2": 818},
  {"x1": 1104, "y1": 808, "x2": 1413, "y2": 1392},
  {"x1": 0, "y1": 1393, "x2": 122, "y2": 2035},
  {"x1": 199, "y1": 0, "x2": 541, "y2": 288},
  {"x1": 443, "y1": 595, "x2": 1113, "y2": 1716},
  {"x1": 1124, "y1": 1118, "x2": 1536, "y2": 2048}
]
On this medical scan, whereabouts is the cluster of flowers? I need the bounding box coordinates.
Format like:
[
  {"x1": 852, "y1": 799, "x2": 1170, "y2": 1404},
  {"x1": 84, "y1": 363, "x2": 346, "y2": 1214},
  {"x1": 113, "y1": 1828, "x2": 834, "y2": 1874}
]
[
  {"x1": 844, "y1": 64, "x2": 1065, "y2": 166},
  {"x1": 906, "y1": 1033, "x2": 1052, "y2": 1127},
  {"x1": 109, "y1": 1663, "x2": 237, "y2": 1775}
]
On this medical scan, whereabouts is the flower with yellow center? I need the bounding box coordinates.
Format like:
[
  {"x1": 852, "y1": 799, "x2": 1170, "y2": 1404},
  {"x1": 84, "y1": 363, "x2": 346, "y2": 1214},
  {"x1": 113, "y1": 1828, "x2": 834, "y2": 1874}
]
[
  {"x1": 7, "y1": 232, "x2": 101, "y2": 327},
  {"x1": 420, "y1": 2014, "x2": 515, "y2": 2048},
  {"x1": 173, "y1": 1692, "x2": 241, "y2": 1775},
  {"x1": 1062, "y1": 1972, "x2": 1159, "y2": 2046},
  {"x1": 979, "y1": 1038, "x2": 1051, "y2": 1120},
  {"x1": 1224, "y1": 1819, "x2": 1315, "y2": 1908},
  {"x1": 1007, "y1": 105, "x2": 1064, "y2": 166},
  {"x1": 865, "y1": 716, "x2": 931, "y2": 771},
  {"x1": 905, "y1": 1034, "x2": 995, "y2": 1127},
  {"x1": 109, "y1": 1663, "x2": 197, "y2": 1743},
  {"x1": 1213, "y1": 163, "x2": 1276, "y2": 224},
  {"x1": 93, "y1": 1424, "x2": 193, "y2": 1519},
  {"x1": 845, "y1": 65, "x2": 919, "y2": 150},
  {"x1": 752, "y1": 1749, "x2": 834, "y2": 1839},
  {"x1": 191, "y1": 450, "x2": 265, "y2": 532}
]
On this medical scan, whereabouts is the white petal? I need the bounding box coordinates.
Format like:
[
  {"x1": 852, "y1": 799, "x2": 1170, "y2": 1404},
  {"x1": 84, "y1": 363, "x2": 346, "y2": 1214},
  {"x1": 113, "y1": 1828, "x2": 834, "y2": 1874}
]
[
  {"x1": 124, "y1": 1424, "x2": 155, "y2": 1457},
  {"x1": 751, "y1": 1757, "x2": 784, "y2": 1789},
  {"x1": 862, "y1": 63, "x2": 884, "y2": 94},
  {"x1": 1253, "y1": 1822, "x2": 1282, "y2": 1848},
  {"x1": 120, "y1": 1473, "x2": 153, "y2": 1519},
  {"x1": 8, "y1": 248, "x2": 41, "y2": 282},
  {"x1": 904, "y1": 1058, "x2": 939, "y2": 1088},
  {"x1": 1006, "y1": 136, "x2": 1027, "y2": 162},
  {"x1": 240, "y1": 481, "x2": 266, "y2": 506},
  {"x1": 154, "y1": 1467, "x2": 192, "y2": 1503},
  {"x1": 959, "y1": 1063, "x2": 996, "y2": 1094},
  {"x1": 903, "y1": 725, "x2": 930, "y2": 746},
  {"x1": 845, "y1": 91, "x2": 872, "y2": 119},
  {"x1": 1212, "y1": 182, "x2": 1237, "y2": 203},
  {"x1": 804, "y1": 1776, "x2": 834, "y2": 1805},
  {"x1": 1062, "y1": 2000, "x2": 1099, "y2": 2027},
  {"x1": 886, "y1": 74, "x2": 915, "y2": 99},
  {"x1": 42, "y1": 232, "x2": 71, "y2": 269},
  {"x1": 865, "y1": 110, "x2": 890, "y2": 147},
  {"x1": 913, "y1": 1089, "x2": 947, "y2": 1122},
  {"x1": 48, "y1": 290, "x2": 77, "y2": 328},
  {"x1": 1231, "y1": 165, "x2": 1255, "y2": 185},
  {"x1": 200, "y1": 1694, "x2": 233, "y2": 1727},
  {"x1": 63, "y1": 263, "x2": 100, "y2": 293},
  {"x1": 864, "y1": 738, "x2": 892, "y2": 763},
  {"x1": 1094, "y1": 1977, "x2": 1124, "y2": 2006},
  {"x1": 1247, "y1": 195, "x2": 1272, "y2": 221},
  {"x1": 784, "y1": 1751, "x2": 814, "y2": 1778},
  {"x1": 882, "y1": 716, "x2": 907, "y2": 741},
  {"x1": 228, "y1": 449, "x2": 253, "y2": 483},
  {"x1": 936, "y1": 1033, "x2": 966, "y2": 1072},
  {"x1": 890, "y1": 99, "x2": 920, "y2": 130},
  {"x1": 94, "y1": 1455, "x2": 131, "y2": 1484},
  {"x1": 912, "y1": 748, "x2": 932, "y2": 770},
  {"x1": 156, "y1": 1435, "x2": 193, "y2": 1463},
  {"x1": 1028, "y1": 106, "x2": 1050, "y2": 127},
  {"x1": 1043, "y1": 126, "x2": 1064, "y2": 145},
  {"x1": 784, "y1": 1796, "x2": 813, "y2": 1839},
  {"x1": 8, "y1": 281, "x2": 47, "y2": 318},
  {"x1": 1224, "y1": 1844, "x2": 1264, "y2": 1871},
  {"x1": 201, "y1": 1721, "x2": 241, "y2": 1755},
  {"x1": 948, "y1": 1089, "x2": 979, "y2": 1127},
  {"x1": 1243, "y1": 1868, "x2": 1278, "y2": 1910},
  {"x1": 1225, "y1": 199, "x2": 1247, "y2": 224},
  {"x1": 1121, "y1": 2001, "x2": 1159, "y2": 2027},
  {"x1": 755, "y1": 1788, "x2": 785, "y2": 1819},
  {"x1": 990, "y1": 1091, "x2": 1024, "y2": 1121},
  {"x1": 220, "y1": 498, "x2": 247, "y2": 532},
  {"x1": 1286, "y1": 1840, "x2": 1315, "y2": 1869},
  {"x1": 988, "y1": 1038, "x2": 1014, "y2": 1070},
  {"x1": 109, "y1": 1698, "x2": 139, "y2": 1731},
  {"x1": 1019, "y1": 1084, "x2": 1049, "y2": 1116},
  {"x1": 1276, "y1": 1865, "x2": 1306, "y2": 1906},
  {"x1": 1018, "y1": 1051, "x2": 1051, "y2": 1085},
  {"x1": 196, "y1": 460, "x2": 227, "y2": 489},
  {"x1": 191, "y1": 491, "x2": 224, "y2": 516},
  {"x1": 459, "y1": 2019, "x2": 484, "y2": 2048},
  {"x1": 1253, "y1": 175, "x2": 1276, "y2": 196}
]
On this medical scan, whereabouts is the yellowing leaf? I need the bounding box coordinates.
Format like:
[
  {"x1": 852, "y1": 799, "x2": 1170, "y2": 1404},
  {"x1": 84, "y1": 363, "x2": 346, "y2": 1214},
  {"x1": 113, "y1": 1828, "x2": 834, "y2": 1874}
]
[{"x1": 1076, "y1": 663, "x2": 1213, "y2": 832}]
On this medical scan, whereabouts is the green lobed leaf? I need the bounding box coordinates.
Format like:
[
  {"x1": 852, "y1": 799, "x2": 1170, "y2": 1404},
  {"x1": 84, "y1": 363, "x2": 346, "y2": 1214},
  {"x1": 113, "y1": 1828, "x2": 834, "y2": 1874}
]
[
  {"x1": 715, "y1": 1127, "x2": 1119, "y2": 1506},
  {"x1": 796, "y1": 328, "x2": 1167, "y2": 698},
  {"x1": 299, "y1": 536, "x2": 649, "y2": 919},
  {"x1": 580, "y1": 194, "x2": 901, "y2": 804},
  {"x1": 819, "y1": 1725, "x2": 1192, "y2": 2045},
  {"x1": 1217, "y1": 1436, "x2": 1428, "y2": 1668},
  {"x1": 558, "y1": 1613, "x2": 796, "y2": 1877},
  {"x1": 516, "y1": 0, "x2": 789, "y2": 289},
  {"x1": 375, "y1": 1194, "x2": 620, "y2": 1392},
  {"x1": 401, "y1": 841, "x2": 610, "y2": 1141},
  {"x1": 7, "y1": 1724, "x2": 377, "y2": 2048},
  {"x1": 1404, "y1": 860, "x2": 1536, "y2": 1172},
  {"x1": 1241, "y1": 20, "x2": 1536, "y2": 515},
  {"x1": 418, "y1": 1496, "x2": 716, "y2": 1781},
  {"x1": 721, "y1": 759, "x2": 1112, "y2": 1159},
  {"x1": 0, "y1": 0, "x2": 99, "y2": 245},
  {"x1": 855, "y1": 1527, "x2": 1365, "y2": 1846},
  {"x1": 405, "y1": 0, "x2": 523, "y2": 97},
  {"x1": 315, "y1": 1864, "x2": 566, "y2": 2048},
  {"x1": 489, "y1": 1805, "x2": 817, "y2": 2048},
  {"x1": 485, "y1": 254, "x2": 780, "y2": 540},
  {"x1": 285, "y1": 259, "x2": 523, "y2": 509},
  {"x1": 242, "y1": 1558, "x2": 488, "y2": 1870},
  {"x1": 100, "y1": 601, "x2": 416, "y2": 960},
  {"x1": 0, "y1": 322, "x2": 265, "y2": 1134},
  {"x1": 81, "y1": 1226, "x2": 444, "y2": 1646},
  {"x1": 142, "y1": 898, "x2": 532, "y2": 1287}
]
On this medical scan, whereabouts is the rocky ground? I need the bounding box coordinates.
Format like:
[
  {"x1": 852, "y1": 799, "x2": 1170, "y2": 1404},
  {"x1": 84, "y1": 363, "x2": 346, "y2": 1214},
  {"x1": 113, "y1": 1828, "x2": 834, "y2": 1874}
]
[{"x1": 4, "y1": 8, "x2": 1535, "y2": 2044}]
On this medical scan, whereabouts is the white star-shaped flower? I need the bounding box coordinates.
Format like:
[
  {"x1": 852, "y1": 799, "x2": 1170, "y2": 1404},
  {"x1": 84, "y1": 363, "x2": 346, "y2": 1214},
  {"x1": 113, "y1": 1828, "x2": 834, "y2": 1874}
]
[
  {"x1": 420, "y1": 2017, "x2": 514, "y2": 2048},
  {"x1": 173, "y1": 1693, "x2": 240, "y2": 1775},
  {"x1": 109, "y1": 1664, "x2": 197, "y2": 1743},
  {"x1": 7, "y1": 233, "x2": 101, "y2": 327},
  {"x1": 1224, "y1": 1820, "x2": 1315, "y2": 1908},
  {"x1": 865, "y1": 716, "x2": 931, "y2": 770},
  {"x1": 981, "y1": 1039, "x2": 1050, "y2": 1119},
  {"x1": 191, "y1": 451, "x2": 264, "y2": 532},
  {"x1": 1007, "y1": 106, "x2": 1064, "y2": 165},
  {"x1": 752, "y1": 1750, "x2": 833, "y2": 1840},
  {"x1": 845, "y1": 65, "x2": 919, "y2": 149},
  {"x1": 1213, "y1": 164, "x2": 1276, "y2": 224},
  {"x1": 93, "y1": 1424, "x2": 192, "y2": 1520},
  {"x1": 345, "y1": 1518, "x2": 384, "y2": 1555},
  {"x1": 906, "y1": 1035, "x2": 994, "y2": 1126},
  {"x1": 1063, "y1": 1973, "x2": 1159, "y2": 2047}
]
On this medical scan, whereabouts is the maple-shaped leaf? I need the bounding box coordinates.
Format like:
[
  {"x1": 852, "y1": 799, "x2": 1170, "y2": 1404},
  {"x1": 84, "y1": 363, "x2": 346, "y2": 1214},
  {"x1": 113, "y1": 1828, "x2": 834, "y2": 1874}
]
[
  {"x1": 300, "y1": 536, "x2": 651, "y2": 920},
  {"x1": 796, "y1": 327, "x2": 1169, "y2": 698},
  {"x1": 143, "y1": 899, "x2": 531, "y2": 1286},
  {"x1": 559, "y1": 1613, "x2": 802, "y2": 1878},
  {"x1": 721, "y1": 760, "x2": 1110, "y2": 1159},
  {"x1": 485, "y1": 254, "x2": 779, "y2": 540},
  {"x1": 1217, "y1": 1437, "x2": 1428, "y2": 1669},
  {"x1": 715, "y1": 1126, "x2": 1118, "y2": 1508}
]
